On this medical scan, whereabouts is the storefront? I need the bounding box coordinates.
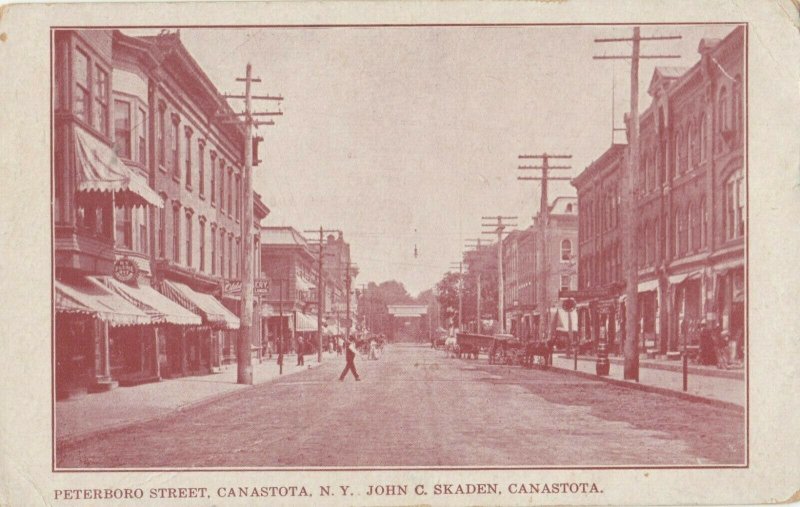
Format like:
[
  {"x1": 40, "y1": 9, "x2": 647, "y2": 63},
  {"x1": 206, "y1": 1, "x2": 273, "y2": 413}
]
[
  {"x1": 715, "y1": 265, "x2": 745, "y2": 362},
  {"x1": 637, "y1": 278, "x2": 659, "y2": 354},
  {"x1": 55, "y1": 277, "x2": 151, "y2": 398},
  {"x1": 95, "y1": 276, "x2": 201, "y2": 383},
  {"x1": 160, "y1": 280, "x2": 240, "y2": 375},
  {"x1": 669, "y1": 272, "x2": 703, "y2": 352}
]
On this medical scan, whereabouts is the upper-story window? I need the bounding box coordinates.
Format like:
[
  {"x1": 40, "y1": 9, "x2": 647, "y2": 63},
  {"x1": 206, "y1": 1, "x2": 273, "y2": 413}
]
[
  {"x1": 198, "y1": 140, "x2": 206, "y2": 197},
  {"x1": 210, "y1": 152, "x2": 217, "y2": 205},
  {"x1": 74, "y1": 49, "x2": 90, "y2": 124},
  {"x1": 199, "y1": 218, "x2": 206, "y2": 272},
  {"x1": 717, "y1": 86, "x2": 729, "y2": 153},
  {"x1": 114, "y1": 205, "x2": 132, "y2": 250},
  {"x1": 157, "y1": 102, "x2": 166, "y2": 168},
  {"x1": 690, "y1": 202, "x2": 701, "y2": 252},
  {"x1": 688, "y1": 120, "x2": 698, "y2": 170},
  {"x1": 113, "y1": 99, "x2": 131, "y2": 158},
  {"x1": 171, "y1": 114, "x2": 180, "y2": 177},
  {"x1": 733, "y1": 76, "x2": 743, "y2": 143},
  {"x1": 560, "y1": 239, "x2": 572, "y2": 262},
  {"x1": 156, "y1": 193, "x2": 167, "y2": 258},
  {"x1": 700, "y1": 196, "x2": 708, "y2": 248},
  {"x1": 172, "y1": 203, "x2": 181, "y2": 261},
  {"x1": 725, "y1": 169, "x2": 745, "y2": 240},
  {"x1": 184, "y1": 126, "x2": 193, "y2": 189},
  {"x1": 560, "y1": 274, "x2": 570, "y2": 292},
  {"x1": 185, "y1": 211, "x2": 193, "y2": 267},
  {"x1": 219, "y1": 160, "x2": 225, "y2": 212},
  {"x1": 235, "y1": 173, "x2": 241, "y2": 220},
  {"x1": 138, "y1": 107, "x2": 147, "y2": 164},
  {"x1": 227, "y1": 169, "x2": 233, "y2": 214},
  {"x1": 93, "y1": 66, "x2": 109, "y2": 135},
  {"x1": 699, "y1": 114, "x2": 708, "y2": 161},
  {"x1": 210, "y1": 224, "x2": 217, "y2": 275}
]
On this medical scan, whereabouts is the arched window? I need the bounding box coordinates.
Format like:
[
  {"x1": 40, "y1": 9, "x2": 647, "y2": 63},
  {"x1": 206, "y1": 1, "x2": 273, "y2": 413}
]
[
  {"x1": 733, "y1": 75, "x2": 743, "y2": 143},
  {"x1": 689, "y1": 120, "x2": 698, "y2": 170},
  {"x1": 700, "y1": 196, "x2": 708, "y2": 247},
  {"x1": 717, "y1": 86, "x2": 729, "y2": 153},
  {"x1": 673, "y1": 209, "x2": 681, "y2": 257},
  {"x1": 699, "y1": 114, "x2": 708, "y2": 161},
  {"x1": 691, "y1": 202, "x2": 701, "y2": 252},
  {"x1": 673, "y1": 128, "x2": 682, "y2": 178},
  {"x1": 561, "y1": 239, "x2": 572, "y2": 261},
  {"x1": 680, "y1": 127, "x2": 689, "y2": 174}
]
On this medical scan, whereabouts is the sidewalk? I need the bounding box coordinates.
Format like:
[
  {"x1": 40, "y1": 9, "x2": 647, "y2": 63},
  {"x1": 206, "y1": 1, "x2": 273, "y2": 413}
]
[
  {"x1": 56, "y1": 352, "x2": 340, "y2": 444},
  {"x1": 551, "y1": 354, "x2": 745, "y2": 409}
]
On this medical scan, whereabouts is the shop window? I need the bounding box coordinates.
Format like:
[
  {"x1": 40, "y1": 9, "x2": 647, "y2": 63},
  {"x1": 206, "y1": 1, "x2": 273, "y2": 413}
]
[
  {"x1": 113, "y1": 99, "x2": 131, "y2": 158},
  {"x1": 561, "y1": 275, "x2": 570, "y2": 292},
  {"x1": 73, "y1": 49, "x2": 90, "y2": 123},
  {"x1": 561, "y1": 239, "x2": 572, "y2": 261},
  {"x1": 77, "y1": 202, "x2": 110, "y2": 239},
  {"x1": 115, "y1": 206, "x2": 132, "y2": 250},
  {"x1": 725, "y1": 169, "x2": 745, "y2": 240},
  {"x1": 138, "y1": 107, "x2": 147, "y2": 165},
  {"x1": 93, "y1": 66, "x2": 109, "y2": 135}
]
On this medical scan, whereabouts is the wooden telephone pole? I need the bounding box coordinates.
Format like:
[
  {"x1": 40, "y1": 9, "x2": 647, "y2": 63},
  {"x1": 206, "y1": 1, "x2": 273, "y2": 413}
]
[
  {"x1": 594, "y1": 27, "x2": 681, "y2": 381},
  {"x1": 518, "y1": 153, "x2": 572, "y2": 341},
  {"x1": 222, "y1": 64, "x2": 282, "y2": 385},
  {"x1": 449, "y1": 261, "x2": 464, "y2": 331},
  {"x1": 465, "y1": 238, "x2": 483, "y2": 333},
  {"x1": 305, "y1": 227, "x2": 339, "y2": 362},
  {"x1": 481, "y1": 216, "x2": 517, "y2": 333}
]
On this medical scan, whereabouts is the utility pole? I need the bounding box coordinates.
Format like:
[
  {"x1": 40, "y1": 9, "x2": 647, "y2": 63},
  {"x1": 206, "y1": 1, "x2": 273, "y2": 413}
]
[
  {"x1": 449, "y1": 261, "x2": 464, "y2": 332},
  {"x1": 481, "y1": 216, "x2": 517, "y2": 334},
  {"x1": 518, "y1": 153, "x2": 572, "y2": 341},
  {"x1": 304, "y1": 227, "x2": 339, "y2": 362},
  {"x1": 343, "y1": 260, "x2": 358, "y2": 343},
  {"x1": 465, "y1": 238, "x2": 483, "y2": 333},
  {"x1": 594, "y1": 27, "x2": 681, "y2": 381},
  {"x1": 223, "y1": 63, "x2": 283, "y2": 385}
]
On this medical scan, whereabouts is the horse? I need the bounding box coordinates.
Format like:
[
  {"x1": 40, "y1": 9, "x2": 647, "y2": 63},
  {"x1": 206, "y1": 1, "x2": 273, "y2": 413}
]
[{"x1": 522, "y1": 339, "x2": 555, "y2": 368}]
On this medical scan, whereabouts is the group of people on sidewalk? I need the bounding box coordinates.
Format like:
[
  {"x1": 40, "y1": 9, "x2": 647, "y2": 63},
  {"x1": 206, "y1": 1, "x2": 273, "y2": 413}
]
[{"x1": 698, "y1": 322, "x2": 744, "y2": 370}]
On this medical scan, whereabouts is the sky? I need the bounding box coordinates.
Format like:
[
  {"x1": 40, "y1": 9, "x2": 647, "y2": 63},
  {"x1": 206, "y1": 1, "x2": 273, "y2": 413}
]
[{"x1": 125, "y1": 24, "x2": 737, "y2": 296}]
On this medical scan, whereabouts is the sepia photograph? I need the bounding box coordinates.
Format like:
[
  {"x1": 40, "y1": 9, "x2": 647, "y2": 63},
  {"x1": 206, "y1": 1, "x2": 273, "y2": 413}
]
[
  {"x1": 3, "y1": 1, "x2": 800, "y2": 505},
  {"x1": 51, "y1": 22, "x2": 748, "y2": 470}
]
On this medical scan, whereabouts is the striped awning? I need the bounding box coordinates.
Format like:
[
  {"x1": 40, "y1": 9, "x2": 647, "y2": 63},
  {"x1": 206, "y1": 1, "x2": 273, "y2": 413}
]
[
  {"x1": 294, "y1": 312, "x2": 319, "y2": 332},
  {"x1": 75, "y1": 127, "x2": 163, "y2": 208},
  {"x1": 55, "y1": 278, "x2": 151, "y2": 327},
  {"x1": 92, "y1": 276, "x2": 201, "y2": 326},
  {"x1": 161, "y1": 280, "x2": 240, "y2": 330}
]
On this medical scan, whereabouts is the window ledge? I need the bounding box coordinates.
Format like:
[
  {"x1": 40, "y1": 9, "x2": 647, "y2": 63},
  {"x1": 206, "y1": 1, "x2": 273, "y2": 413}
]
[
  {"x1": 186, "y1": 184, "x2": 193, "y2": 192},
  {"x1": 172, "y1": 174, "x2": 181, "y2": 183}
]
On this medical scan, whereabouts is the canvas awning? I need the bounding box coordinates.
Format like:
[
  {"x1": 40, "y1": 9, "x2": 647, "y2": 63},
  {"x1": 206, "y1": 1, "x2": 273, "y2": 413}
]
[
  {"x1": 294, "y1": 312, "x2": 319, "y2": 332},
  {"x1": 637, "y1": 278, "x2": 659, "y2": 293},
  {"x1": 553, "y1": 307, "x2": 578, "y2": 332},
  {"x1": 323, "y1": 323, "x2": 342, "y2": 336},
  {"x1": 260, "y1": 304, "x2": 277, "y2": 317},
  {"x1": 161, "y1": 280, "x2": 240, "y2": 329},
  {"x1": 92, "y1": 276, "x2": 201, "y2": 326},
  {"x1": 668, "y1": 271, "x2": 701, "y2": 286},
  {"x1": 55, "y1": 278, "x2": 151, "y2": 327},
  {"x1": 75, "y1": 128, "x2": 163, "y2": 208}
]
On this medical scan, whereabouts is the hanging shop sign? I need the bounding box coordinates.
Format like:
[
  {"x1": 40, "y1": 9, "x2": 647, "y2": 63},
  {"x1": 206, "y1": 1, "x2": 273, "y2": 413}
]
[
  {"x1": 254, "y1": 278, "x2": 270, "y2": 296},
  {"x1": 113, "y1": 258, "x2": 138, "y2": 283}
]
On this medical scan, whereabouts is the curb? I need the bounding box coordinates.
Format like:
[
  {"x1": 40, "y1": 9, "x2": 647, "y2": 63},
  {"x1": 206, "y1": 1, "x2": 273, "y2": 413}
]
[
  {"x1": 557, "y1": 355, "x2": 744, "y2": 380},
  {"x1": 55, "y1": 360, "x2": 330, "y2": 450},
  {"x1": 546, "y1": 364, "x2": 744, "y2": 412}
]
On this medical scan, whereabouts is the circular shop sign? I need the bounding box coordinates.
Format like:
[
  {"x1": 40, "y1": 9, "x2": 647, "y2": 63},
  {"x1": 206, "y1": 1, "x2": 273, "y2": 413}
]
[{"x1": 113, "y1": 258, "x2": 139, "y2": 283}]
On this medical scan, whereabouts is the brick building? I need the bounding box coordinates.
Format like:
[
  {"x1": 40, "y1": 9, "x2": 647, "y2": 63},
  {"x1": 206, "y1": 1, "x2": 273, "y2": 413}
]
[
  {"x1": 53, "y1": 29, "x2": 268, "y2": 397},
  {"x1": 572, "y1": 26, "x2": 745, "y2": 359}
]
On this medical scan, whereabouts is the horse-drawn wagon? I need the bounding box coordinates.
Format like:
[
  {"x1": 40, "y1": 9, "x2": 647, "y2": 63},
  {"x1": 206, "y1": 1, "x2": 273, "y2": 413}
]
[{"x1": 454, "y1": 333, "x2": 493, "y2": 359}]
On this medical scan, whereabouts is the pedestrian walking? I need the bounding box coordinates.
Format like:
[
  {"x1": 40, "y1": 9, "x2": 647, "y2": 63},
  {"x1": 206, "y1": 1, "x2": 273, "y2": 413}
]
[
  {"x1": 337, "y1": 336, "x2": 344, "y2": 356},
  {"x1": 339, "y1": 340, "x2": 360, "y2": 381},
  {"x1": 297, "y1": 336, "x2": 305, "y2": 366}
]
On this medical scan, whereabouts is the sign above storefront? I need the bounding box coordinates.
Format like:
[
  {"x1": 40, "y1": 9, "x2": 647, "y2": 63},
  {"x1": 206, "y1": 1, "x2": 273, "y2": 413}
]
[
  {"x1": 112, "y1": 258, "x2": 138, "y2": 283},
  {"x1": 254, "y1": 278, "x2": 270, "y2": 296}
]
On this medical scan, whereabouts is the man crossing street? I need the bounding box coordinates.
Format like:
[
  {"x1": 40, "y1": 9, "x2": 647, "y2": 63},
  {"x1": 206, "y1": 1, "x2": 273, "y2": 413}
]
[{"x1": 339, "y1": 339, "x2": 360, "y2": 381}]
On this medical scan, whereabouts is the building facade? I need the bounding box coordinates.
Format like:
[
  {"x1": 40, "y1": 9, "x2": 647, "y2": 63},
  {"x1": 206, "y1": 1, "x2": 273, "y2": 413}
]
[
  {"x1": 54, "y1": 29, "x2": 267, "y2": 398},
  {"x1": 572, "y1": 26, "x2": 745, "y2": 359}
]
